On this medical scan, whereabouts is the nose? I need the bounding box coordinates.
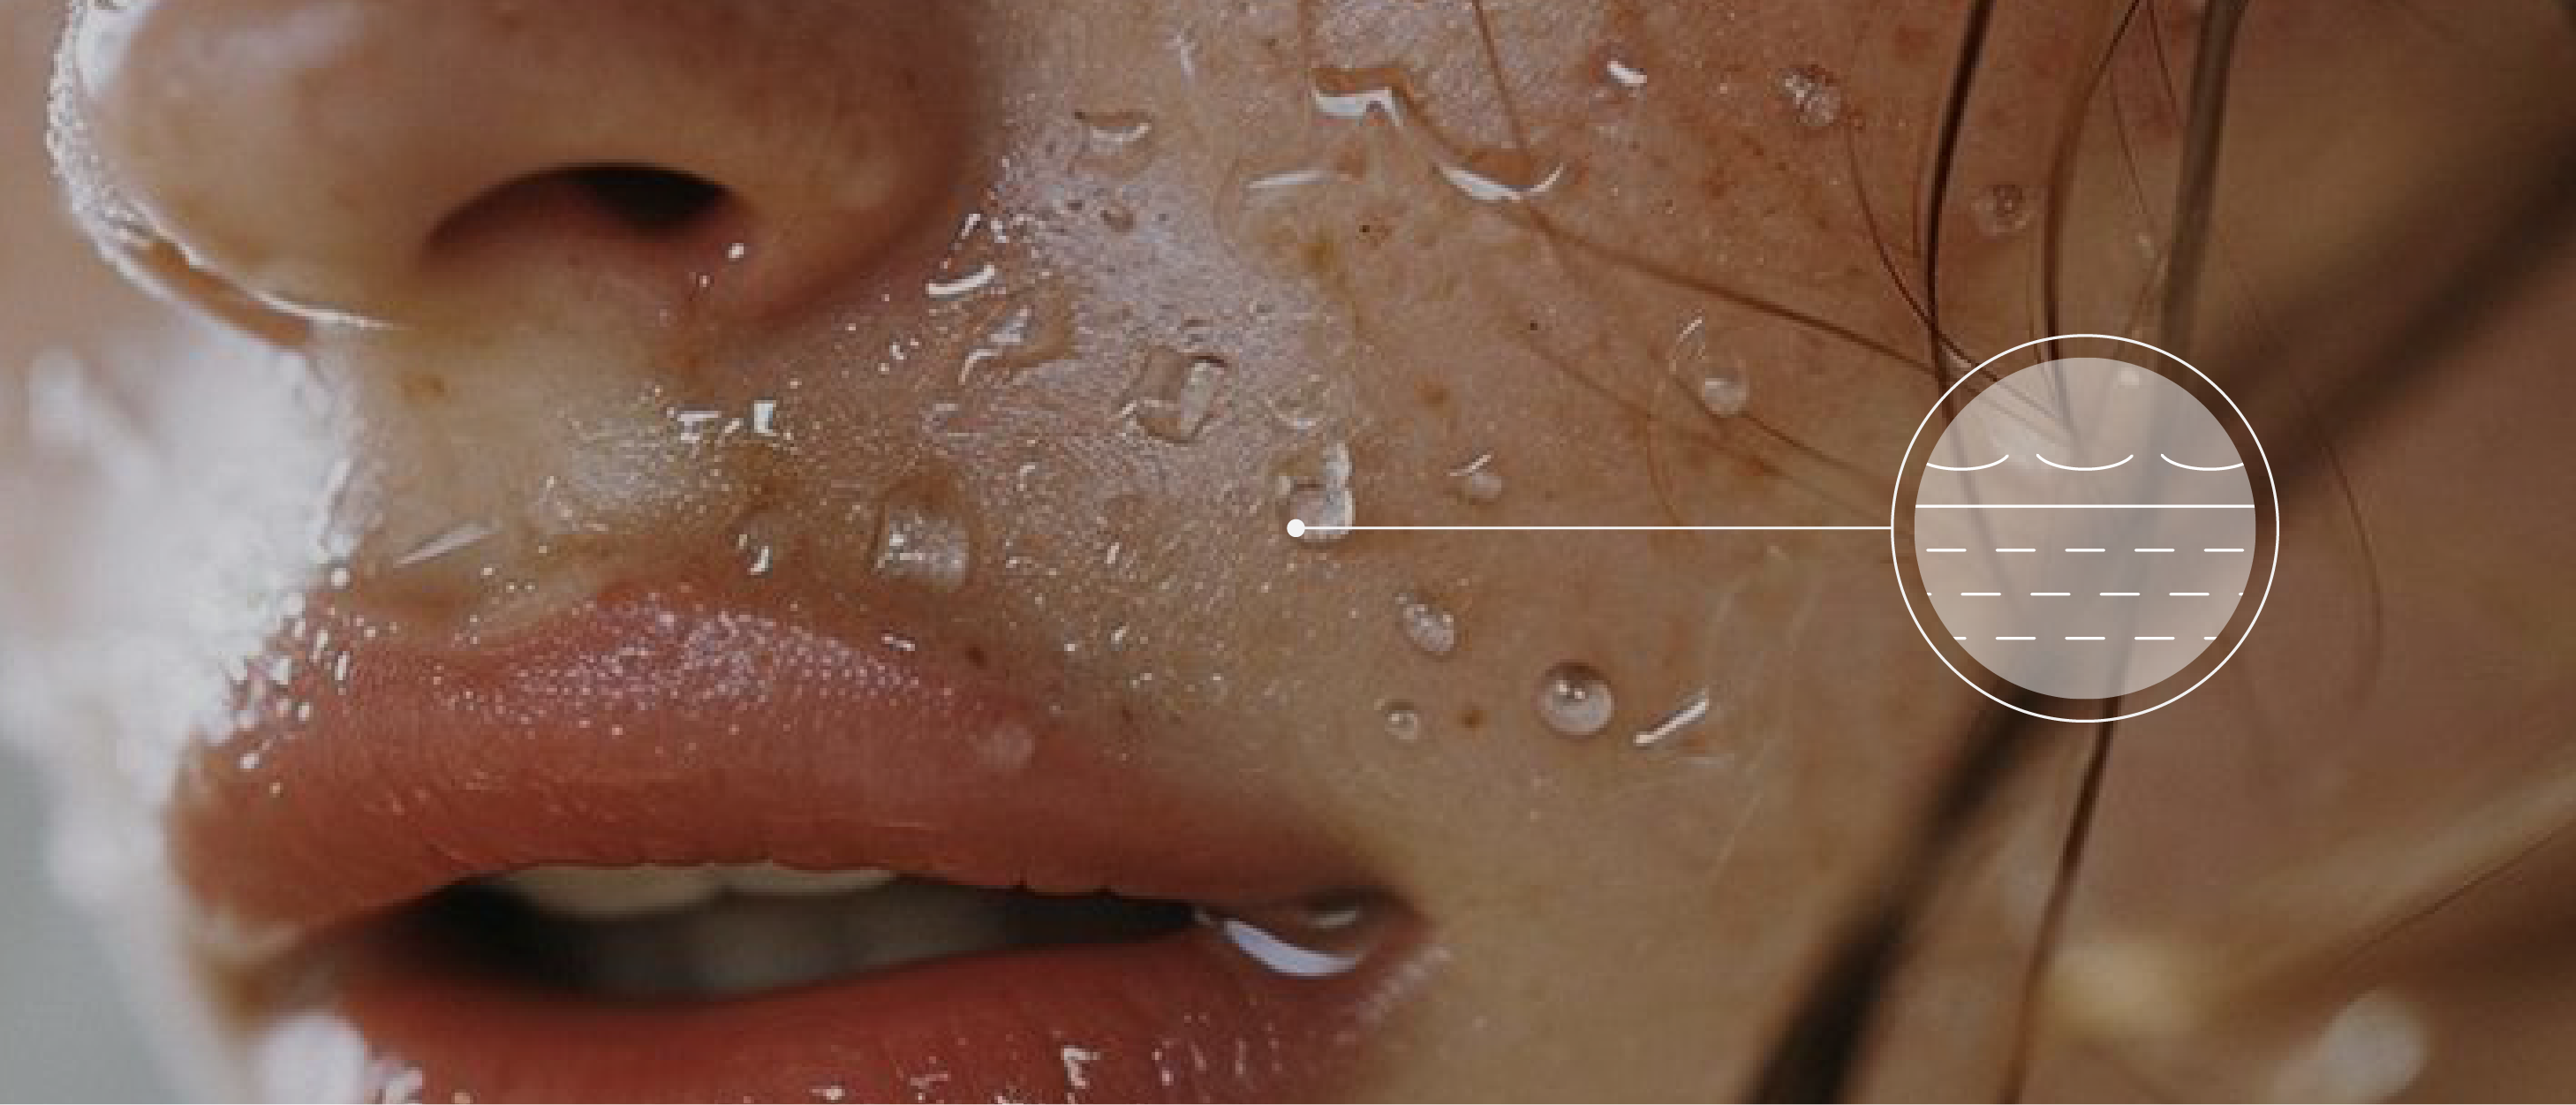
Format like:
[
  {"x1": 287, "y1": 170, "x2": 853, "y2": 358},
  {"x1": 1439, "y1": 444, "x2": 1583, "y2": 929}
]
[{"x1": 57, "y1": 0, "x2": 964, "y2": 337}]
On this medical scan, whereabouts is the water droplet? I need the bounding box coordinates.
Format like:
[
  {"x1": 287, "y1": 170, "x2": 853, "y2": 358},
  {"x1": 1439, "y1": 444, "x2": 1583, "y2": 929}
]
[
  {"x1": 957, "y1": 295, "x2": 1074, "y2": 383},
  {"x1": 1394, "y1": 589, "x2": 1457, "y2": 657},
  {"x1": 1669, "y1": 317, "x2": 1751, "y2": 418},
  {"x1": 1536, "y1": 662, "x2": 1614, "y2": 738},
  {"x1": 1448, "y1": 451, "x2": 1506, "y2": 504},
  {"x1": 1279, "y1": 441, "x2": 1356, "y2": 543},
  {"x1": 1632, "y1": 688, "x2": 1711, "y2": 747},
  {"x1": 1120, "y1": 348, "x2": 1227, "y2": 444},
  {"x1": 1973, "y1": 182, "x2": 2035, "y2": 237},
  {"x1": 1605, "y1": 58, "x2": 1649, "y2": 89},
  {"x1": 1437, "y1": 150, "x2": 1568, "y2": 204},
  {"x1": 1209, "y1": 893, "x2": 1392, "y2": 979},
  {"x1": 1779, "y1": 64, "x2": 1844, "y2": 128},
  {"x1": 1072, "y1": 109, "x2": 1160, "y2": 178},
  {"x1": 1379, "y1": 699, "x2": 1423, "y2": 740},
  {"x1": 872, "y1": 502, "x2": 971, "y2": 594},
  {"x1": 1310, "y1": 65, "x2": 1411, "y2": 123},
  {"x1": 393, "y1": 520, "x2": 495, "y2": 567}
]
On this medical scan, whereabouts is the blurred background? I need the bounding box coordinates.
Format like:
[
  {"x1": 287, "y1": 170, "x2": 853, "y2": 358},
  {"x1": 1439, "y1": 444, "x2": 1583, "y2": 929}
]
[
  {"x1": 0, "y1": 764, "x2": 174, "y2": 1100},
  {"x1": 1, "y1": 1, "x2": 176, "y2": 1097}
]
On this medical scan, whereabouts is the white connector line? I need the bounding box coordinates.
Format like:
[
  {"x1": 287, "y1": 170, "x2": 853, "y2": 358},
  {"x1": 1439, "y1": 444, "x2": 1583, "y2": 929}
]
[
  {"x1": 1996, "y1": 547, "x2": 2036, "y2": 552},
  {"x1": 2203, "y1": 548, "x2": 2244, "y2": 552},
  {"x1": 1997, "y1": 636, "x2": 2036, "y2": 640},
  {"x1": 2101, "y1": 592, "x2": 2139, "y2": 596},
  {"x1": 1284, "y1": 521, "x2": 1893, "y2": 535},
  {"x1": 2066, "y1": 636, "x2": 2106, "y2": 640},
  {"x1": 2137, "y1": 636, "x2": 2175, "y2": 641},
  {"x1": 1926, "y1": 548, "x2": 1968, "y2": 552},
  {"x1": 1960, "y1": 592, "x2": 2003, "y2": 596},
  {"x1": 2032, "y1": 592, "x2": 2070, "y2": 596},
  {"x1": 2066, "y1": 548, "x2": 2104, "y2": 552},
  {"x1": 2134, "y1": 548, "x2": 2174, "y2": 552},
  {"x1": 2170, "y1": 592, "x2": 2210, "y2": 596}
]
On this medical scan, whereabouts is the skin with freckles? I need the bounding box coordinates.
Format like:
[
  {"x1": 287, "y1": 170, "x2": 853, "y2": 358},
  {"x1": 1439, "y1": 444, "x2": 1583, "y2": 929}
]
[{"x1": 6, "y1": 0, "x2": 2576, "y2": 1099}]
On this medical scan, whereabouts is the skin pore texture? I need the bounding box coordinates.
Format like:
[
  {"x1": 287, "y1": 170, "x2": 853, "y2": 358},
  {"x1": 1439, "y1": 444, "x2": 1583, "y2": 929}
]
[{"x1": 4, "y1": 0, "x2": 2575, "y2": 1099}]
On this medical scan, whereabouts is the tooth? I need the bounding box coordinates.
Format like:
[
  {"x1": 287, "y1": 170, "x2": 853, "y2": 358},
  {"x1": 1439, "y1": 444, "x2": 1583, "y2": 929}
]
[
  {"x1": 501, "y1": 864, "x2": 721, "y2": 920},
  {"x1": 679, "y1": 898, "x2": 855, "y2": 997},
  {"x1": 714, "y1": 861, "x2": 900, "y2": 897},
  {"x1": 840, "y1": 882, "x2": 1014, "y2": 973}
]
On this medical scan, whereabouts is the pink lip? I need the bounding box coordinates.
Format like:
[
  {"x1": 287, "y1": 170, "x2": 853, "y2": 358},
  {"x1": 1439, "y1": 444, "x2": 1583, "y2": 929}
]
[{"x1": 174, "y1": 577, "x2": 1408, "y2": 1101}]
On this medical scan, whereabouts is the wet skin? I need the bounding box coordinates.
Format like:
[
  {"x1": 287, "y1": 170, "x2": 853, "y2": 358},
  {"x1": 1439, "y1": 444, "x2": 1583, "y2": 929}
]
[{"x1": 5, "y1": 0, "x2": 2576, "y2": 1099}]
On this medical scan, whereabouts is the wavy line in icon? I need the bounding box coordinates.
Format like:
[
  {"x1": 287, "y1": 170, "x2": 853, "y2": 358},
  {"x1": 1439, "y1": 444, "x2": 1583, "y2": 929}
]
[
  {"x1": 2159, "y1": 452, "x2": 2245, "y2": 472},
  {"x1": 1925, "y1": 455, "x2": 2009, "y2": 473},
  {"x1": 2036, "y1": 453, "x2": 2133, "y2": 472}
]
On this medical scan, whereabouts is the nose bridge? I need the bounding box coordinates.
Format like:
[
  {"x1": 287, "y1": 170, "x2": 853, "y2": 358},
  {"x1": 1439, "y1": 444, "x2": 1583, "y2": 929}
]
[{"x1": 64, "y1": 0, "x2": 964, "y2": 329}]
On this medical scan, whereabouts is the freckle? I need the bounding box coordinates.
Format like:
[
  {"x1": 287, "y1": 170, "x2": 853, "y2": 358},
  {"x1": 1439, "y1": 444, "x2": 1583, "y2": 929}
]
[
  {"x1": 398, "y1": 372, "x2": 452, "y2": 403},
  {"x1": 1417, "y1": 382, "x2": 1451, "y2": 408},
  {"x1": 1460, "y1": 706, "x2": 1485, "y2": 730},
  {"x1": 1524, "y1": 320, "x2": 1542, "y2": 334},
  {"x1": 963, "y1": 644, "x2": 989, "y2": 670}
]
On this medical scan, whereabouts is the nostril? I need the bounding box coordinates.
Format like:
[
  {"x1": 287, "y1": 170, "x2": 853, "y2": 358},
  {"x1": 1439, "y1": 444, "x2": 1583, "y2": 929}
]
[
  {"x1": 565, "y1": 166, "x2": 728, "y2": 237},
  {"x1": 427, "y1": 164, "x2": 739, "y2": 273}
]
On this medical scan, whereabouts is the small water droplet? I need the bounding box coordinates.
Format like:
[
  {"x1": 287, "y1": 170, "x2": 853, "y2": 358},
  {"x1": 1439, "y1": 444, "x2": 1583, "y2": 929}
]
[
  {"x1": 1668, "y1": 316, "x2": 1753, "y2": 417},
  {"x1": 1279, "y1": 441, "x2": 1356, "y2": 543},
  {"x1": 1537, "y1": 662, "x2": 1614, "y2": 738},
  {"x1": 1605, "y1": 58, "x2": 1649, "y2": 89},
  {"x1": 1632, "y1": 688, "x2": 1711, "y2": 747},
  {"x1": 1973, "y1": 182, "x2": 2035, "y2": 237},
  {"x1": 1448, "y1": 451, "x2": 1506, "y2": 504},
  {"x1": 1779, "y1": 64, "x2": 1844, "y2": 128},
  {"x1": 1073, "y1": 109, "x2": 1160, "y2": 177},
  {"x1": 1394, "y1": 589, "x2": 1457, "y2": 657},
  {"x1": 872, "y1": 502, "x2": 972, "y2": 594},
  {"x1": 1379, "y1": 699, "x2": 1423, "y2": 740},
  {"x1": 1120, "y1": 348, "x2": 1227, "y2": 444},
  {"x1": 1210, "y1": 892, "x2": 1392, "y2": 978}
]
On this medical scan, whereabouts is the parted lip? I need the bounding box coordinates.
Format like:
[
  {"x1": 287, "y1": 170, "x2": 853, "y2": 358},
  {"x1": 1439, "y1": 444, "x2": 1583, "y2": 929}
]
[
  {"x1": 171, "y1": 577, "x2": 1368, "y2": 942},
  {"x1": 169, "y1": 575, "x2": 1409, "y2": 1101}
]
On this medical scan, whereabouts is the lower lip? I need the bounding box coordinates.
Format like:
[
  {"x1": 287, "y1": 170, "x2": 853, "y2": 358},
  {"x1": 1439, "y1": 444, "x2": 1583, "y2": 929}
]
[{"x1": 313, "y1": 920, "x2": 1394, "y2": 1102}]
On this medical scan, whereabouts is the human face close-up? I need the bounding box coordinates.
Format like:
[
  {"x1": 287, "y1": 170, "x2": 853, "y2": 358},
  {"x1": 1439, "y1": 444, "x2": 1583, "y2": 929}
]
[{"x1": 4, "y1": 1, "x2": 2576, "y2": 1101}]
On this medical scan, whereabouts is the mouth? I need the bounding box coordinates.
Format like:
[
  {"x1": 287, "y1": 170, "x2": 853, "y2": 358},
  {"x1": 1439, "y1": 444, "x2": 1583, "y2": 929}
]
[{"x1": 174, "y1": 580, "x2": 1416, "y2": 1102}]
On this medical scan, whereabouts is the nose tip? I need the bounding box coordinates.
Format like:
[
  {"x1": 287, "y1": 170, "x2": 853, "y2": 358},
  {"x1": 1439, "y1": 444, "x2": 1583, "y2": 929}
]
[{"x1": 61, "y1": 0, "x2": 964, "y2": 333}]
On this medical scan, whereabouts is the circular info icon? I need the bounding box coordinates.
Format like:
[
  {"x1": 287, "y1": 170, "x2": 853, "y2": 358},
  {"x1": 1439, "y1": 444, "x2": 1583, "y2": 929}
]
[{"x1": 1892, "y1": 336, "x2": 2278, "y2": 723}]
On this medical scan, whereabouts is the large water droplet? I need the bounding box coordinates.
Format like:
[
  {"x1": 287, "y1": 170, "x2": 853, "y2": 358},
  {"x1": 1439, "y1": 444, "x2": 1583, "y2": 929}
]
[
  {"x1": 1779, "y1": 64, "x2": 1845, "y2": 128},
  {"x1": 1973, "y1": 183, "x2": 2035, "y2": 237},
  {"x1": 1120, "y1": 348, "x2": 1227, "y2": 444},
  {"x1": 872, "y1": 502, "x2": 971, "y2": 594},
  {"x1": 1394, "y1": 589, "x2": 1457, "y2": 657},
  {"x1": 1209, "y1": 893, "x2": 1393, "y2": 979},
  {"x1": 957, "y1": 295, "x2": 1074, "y2": 383},
  {"x1": 1536, "y1": 662, "x2": 1615, "y2": 738},
  {"x1": 1280, "y1": 441, "x2": 1356, "y2": 543},
  {"x1": 1437, "y1": 148, "x2": 1567, "y2": 204},
  {"x1": 1072, "y1": 109, "x2": 1160, "y2": 178},
  {"x1": 1448, "y1": 451, "x2": 1506, "y2": 504},
  {"x1": 1310, "y1": 65, "x2": 1412, "y2": 123}
]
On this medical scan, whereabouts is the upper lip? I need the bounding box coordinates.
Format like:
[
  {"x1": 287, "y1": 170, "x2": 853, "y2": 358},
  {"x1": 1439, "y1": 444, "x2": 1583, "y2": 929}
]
[{"x1": 174, "y1": 574, "x2": 1368, "y2": 949}]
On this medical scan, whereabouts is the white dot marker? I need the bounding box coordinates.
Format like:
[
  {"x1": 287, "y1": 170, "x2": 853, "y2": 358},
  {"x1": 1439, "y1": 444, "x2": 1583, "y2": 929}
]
[{"x1": 1286, "y1": 518, "x2": 1307, "y2": 538}]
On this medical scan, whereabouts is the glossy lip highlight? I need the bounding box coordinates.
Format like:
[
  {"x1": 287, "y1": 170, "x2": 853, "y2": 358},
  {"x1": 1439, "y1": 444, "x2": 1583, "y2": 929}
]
[{"x1": 172, "y1": 577, "x2": 1412, "y2": 1101}]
